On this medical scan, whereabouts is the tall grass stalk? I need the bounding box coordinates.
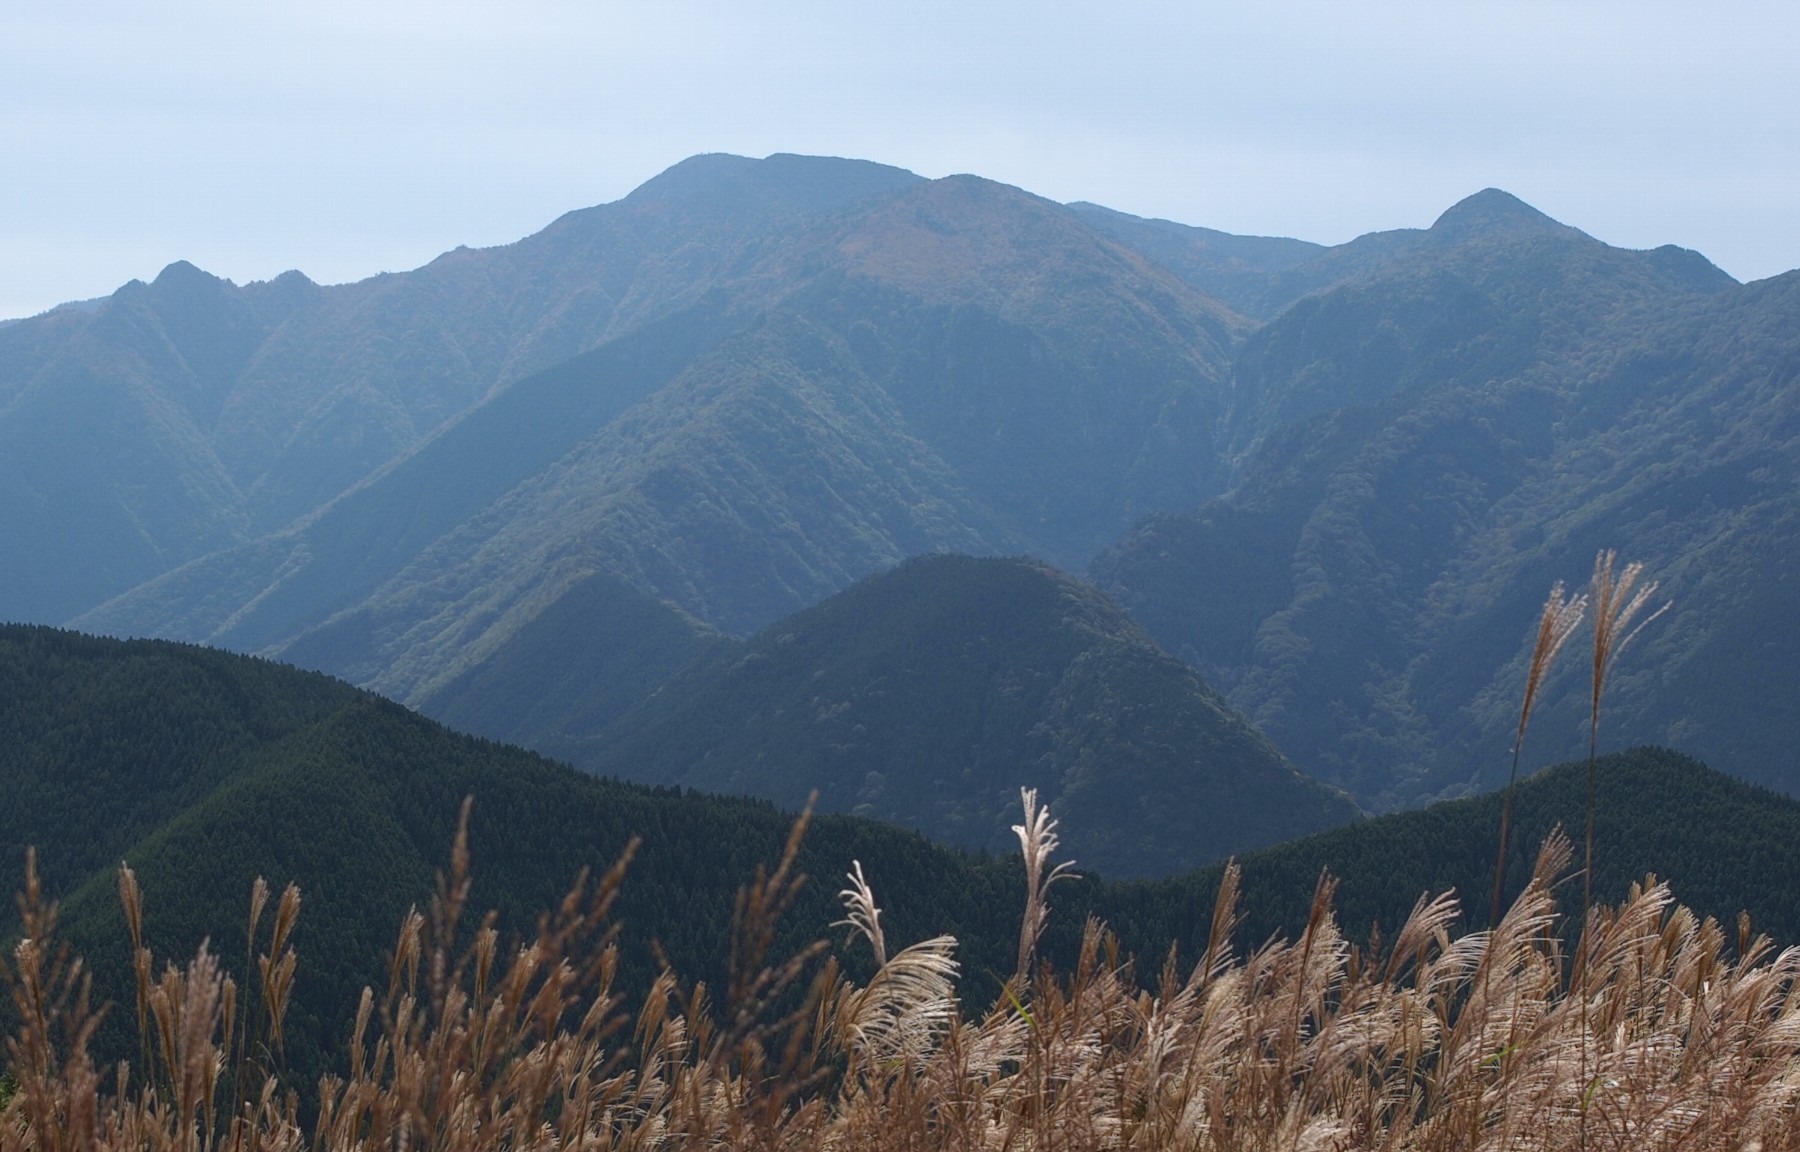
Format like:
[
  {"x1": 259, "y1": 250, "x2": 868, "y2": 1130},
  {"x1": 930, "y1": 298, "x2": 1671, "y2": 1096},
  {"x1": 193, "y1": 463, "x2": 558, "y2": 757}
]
[
  {"x1": 1579, "y1": 549, "x2": 1670, "y2": 1150},
  {"x1": 1584, "y1": 551, "x2": 1672, "y2": 916},
  {"x1": 1011, "y1": 786, "x2": 1077, "y2": 984},
  {"x1": 1489, "y1": 580, "x2": 1586, "y2": 927}
]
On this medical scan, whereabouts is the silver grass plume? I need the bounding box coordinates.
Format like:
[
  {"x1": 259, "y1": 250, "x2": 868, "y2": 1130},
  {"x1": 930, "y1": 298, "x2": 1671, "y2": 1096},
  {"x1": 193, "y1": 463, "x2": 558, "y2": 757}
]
[
  {"x1": 835, "y1": 937, "x2": 960, "y2": 1066},
  {"x1": 1579, "y1": 549, "x2": 1670, "y2": 1148},
  {"x1": 835, "y1": 860, "x2": 887, "y2": 968},
  {"x1": 1013, "y1": 787, "x2": 1077, "y2": 982},
  {"x1": 1490, "y1": 581, "x2": 1586, "y2": 925},
  {"x1": 833, "y1": 860, "x2": 958, "y2": 1065},
  {"x1": 1583, "y1": 549, "x2": 1672, "y2": 914}
]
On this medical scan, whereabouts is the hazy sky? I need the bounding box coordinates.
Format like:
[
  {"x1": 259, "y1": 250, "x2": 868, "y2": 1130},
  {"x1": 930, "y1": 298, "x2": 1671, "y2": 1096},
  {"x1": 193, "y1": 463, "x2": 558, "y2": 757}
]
[{"x1": 4, "y1": 0, "x2": 1796, "y2": 319}]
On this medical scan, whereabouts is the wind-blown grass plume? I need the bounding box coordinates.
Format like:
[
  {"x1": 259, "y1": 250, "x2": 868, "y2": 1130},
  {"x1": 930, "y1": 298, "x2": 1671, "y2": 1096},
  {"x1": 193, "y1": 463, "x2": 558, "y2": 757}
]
[
  {"x1": 1584, "y1": 550, "x2": 1672, "y2": 915},
  {"x1": 834, "y1": 861, "x2": 886, "y2": 968},
  {"x1": 830, "y1": 861, "x2": 958, "y2": 1069},
  {"x1": 1011, "y1": 786, "x2": 1078, "y2": 983},
  {"x1": 1491, "y1": 580, "x2": 1586, "y2": 925}
]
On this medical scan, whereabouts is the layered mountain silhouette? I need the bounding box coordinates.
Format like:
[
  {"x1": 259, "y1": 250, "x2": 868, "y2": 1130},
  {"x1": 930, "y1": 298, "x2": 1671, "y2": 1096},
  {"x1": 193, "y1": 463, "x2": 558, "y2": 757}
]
[
  {"x1": 558, "y1": 555, "x2": 1358, "y2": 878},
  {"x1": 26, "y1": 156, "x2": 1242, "y2": 708},
  {"x1": 4, "y1": 154, "x2": 924, "y2": 619},
  {"x1": 1093, "y1": 193, "x2": 1793, "y2": 808},
  {"x1": 6, "y1": 154, "x2": 1800, "y2": 814}
]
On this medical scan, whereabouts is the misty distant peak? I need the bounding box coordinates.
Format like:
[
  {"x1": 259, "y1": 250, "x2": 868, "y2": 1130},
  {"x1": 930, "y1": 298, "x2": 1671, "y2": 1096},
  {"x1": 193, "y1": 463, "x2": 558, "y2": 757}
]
[
  {"x1": 151, "y1": 259, "x2": 227, "y2": 291},
  {"x1": 1430, "y1": 188, "x2": 1570, "y2": 240},
  {"x1": 624, "y1": 151, "x2": 922, "y2": 215}
]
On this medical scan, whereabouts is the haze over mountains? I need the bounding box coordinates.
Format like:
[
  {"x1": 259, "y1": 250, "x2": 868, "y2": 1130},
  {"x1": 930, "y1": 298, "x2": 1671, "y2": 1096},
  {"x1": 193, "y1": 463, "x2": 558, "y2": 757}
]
[{"x1": 4, "y1": 151, "x2": 1798, "y2": 818}]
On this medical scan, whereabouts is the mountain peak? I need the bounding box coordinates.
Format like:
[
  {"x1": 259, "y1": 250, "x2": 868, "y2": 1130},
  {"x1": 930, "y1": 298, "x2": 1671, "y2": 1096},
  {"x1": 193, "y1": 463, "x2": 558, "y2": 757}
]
[
  {"x1": 1430, "y1": 188, "x2": 1571, "y2": 240},
  {"x1": 151, "y1": 259, "x2": 227, "y2": 291},
  {"x1": 623, "y1": 152, "x2": 922, "y2": 216}
]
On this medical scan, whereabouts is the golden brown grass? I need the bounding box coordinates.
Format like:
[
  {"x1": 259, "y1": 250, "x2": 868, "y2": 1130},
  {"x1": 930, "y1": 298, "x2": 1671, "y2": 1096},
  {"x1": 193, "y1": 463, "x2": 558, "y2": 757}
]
[
  {"x1": 1584, "y1": 550, "x2": 1672, "y2": 916},
  {"x1": 7, "y1": 787, "x2": 1800, "y2": 1151},
  {"x1": 1491, "y1": 580, "x2": 1587, "y2": 926}
]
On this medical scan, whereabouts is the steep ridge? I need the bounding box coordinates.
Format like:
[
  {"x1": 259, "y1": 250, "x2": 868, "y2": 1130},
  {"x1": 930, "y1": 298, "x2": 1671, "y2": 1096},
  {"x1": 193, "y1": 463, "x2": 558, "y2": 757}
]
[
  {"x1": 76, "y1": 165, "x2": 1248, "y2": 705},
  {"x1": 0, "y1": 155, "x2": 923, "y2": 624},
  {"x1": 578, "y1": 554, "x2": 1360, "y2": 879},
  {"x1": 70, "y1": 299, "x2": 742, "y2": 652},
  {"x1": 269, "y1": 313, "x2": 1021, "y2": 695},
  {"x1": 0, "y1": 267, "x2": 311, "y2": 621},
  {"x1": 1094, "y1": 194, "x2": 1793, "y2": 808}
]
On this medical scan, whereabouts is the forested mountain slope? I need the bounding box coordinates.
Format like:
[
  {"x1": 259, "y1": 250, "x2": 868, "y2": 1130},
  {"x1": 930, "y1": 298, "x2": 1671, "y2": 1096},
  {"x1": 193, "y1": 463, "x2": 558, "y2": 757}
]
[
  {"x1": 415, "y1": 569, "x2": 733, "y2": 756},
  {"x1": 1105, "y1": 747, "x2": 1800, "y2": 952},
  {"x1": 13, "y1": 155, "x2": 1800, "y2": 815},
  {"x1": 2, "y1": 154, "x2": 922, "y2": 624},
  {"x1": 7, "y1": 628, "x2": 1797, "y2": 1087},
  {"x1": 64, "y1": 160, "x2": 1246, "y2": 705},
  {"x1": 1093, "y1": 193, "x2": 1793, "y2": 808},
  {"x1": 0, "y1": 624, "x2": 1015, "y2": 1081},
  {"x1": 577, "y1": 555, "x2": 1359, "y2": 878}
]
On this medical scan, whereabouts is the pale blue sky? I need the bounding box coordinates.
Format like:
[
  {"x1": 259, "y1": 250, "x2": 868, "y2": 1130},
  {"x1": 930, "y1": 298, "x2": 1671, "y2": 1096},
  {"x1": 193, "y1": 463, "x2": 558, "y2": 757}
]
[{"x1": 4, "y1": 0, "x2": 1796, "y2": 319}]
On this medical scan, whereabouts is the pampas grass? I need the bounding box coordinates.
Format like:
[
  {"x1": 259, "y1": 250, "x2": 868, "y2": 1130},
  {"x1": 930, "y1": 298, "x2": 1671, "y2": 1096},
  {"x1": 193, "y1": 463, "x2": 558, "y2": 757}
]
[
  {"x1": 1013, "y1": 786, "x2": 1078, "y2": 984},
  {"x1": 1585, "y1": 550, "x2": 1672, "y2": 917},
  {"x1": 7, "y1": 787, "x2": 1800, "y2": 1152},
  {"x1": 1491, "y1": 580, "x2": 1587, "y2": 925}
]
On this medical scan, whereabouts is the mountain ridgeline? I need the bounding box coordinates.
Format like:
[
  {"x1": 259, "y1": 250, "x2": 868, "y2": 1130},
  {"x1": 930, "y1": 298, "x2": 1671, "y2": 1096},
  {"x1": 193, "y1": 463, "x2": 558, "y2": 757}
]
[
  {"x1": 38, "y1": 157, "x2": 1242, "y2": 711},
  {"x1": 5, "y1": 151, "x2": 1799, "y2": 814}
]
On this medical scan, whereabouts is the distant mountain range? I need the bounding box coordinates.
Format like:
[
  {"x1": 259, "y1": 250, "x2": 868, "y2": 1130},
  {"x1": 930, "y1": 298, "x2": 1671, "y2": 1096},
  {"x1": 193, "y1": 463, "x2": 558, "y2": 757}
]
[{"x1": 4, "y1": 151, "x2": 1798, "y2": 814}]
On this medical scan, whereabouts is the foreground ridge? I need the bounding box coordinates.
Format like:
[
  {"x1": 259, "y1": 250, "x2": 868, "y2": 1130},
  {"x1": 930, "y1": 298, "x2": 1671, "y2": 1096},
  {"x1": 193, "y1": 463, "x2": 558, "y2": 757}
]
[{"x1": 4, "y1": 800, "x2": 1799, "y2": 1151}]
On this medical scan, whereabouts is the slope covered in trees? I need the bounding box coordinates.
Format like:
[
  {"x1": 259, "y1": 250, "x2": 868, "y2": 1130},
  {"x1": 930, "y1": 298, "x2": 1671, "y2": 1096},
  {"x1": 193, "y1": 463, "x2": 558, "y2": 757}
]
[
  {"x1": 0, "y1": 624, "x2": 1025, "y2": 1080},
  {"x1": 1093, "y1": 193, "x2": 1795, "y2": 807},
  {"x1": 57, "y1": 158, "x2": 1246, "y2": 710},
  {"x1": 578, "y1": 554, "x2": 1358, "y2": 878},
  {"x1": 1100, "y1": 747, "x2": 1800, "y2": 955},
  {"x1": 4, "y1": 626, "x2": 1797, "y2": 1091}
]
